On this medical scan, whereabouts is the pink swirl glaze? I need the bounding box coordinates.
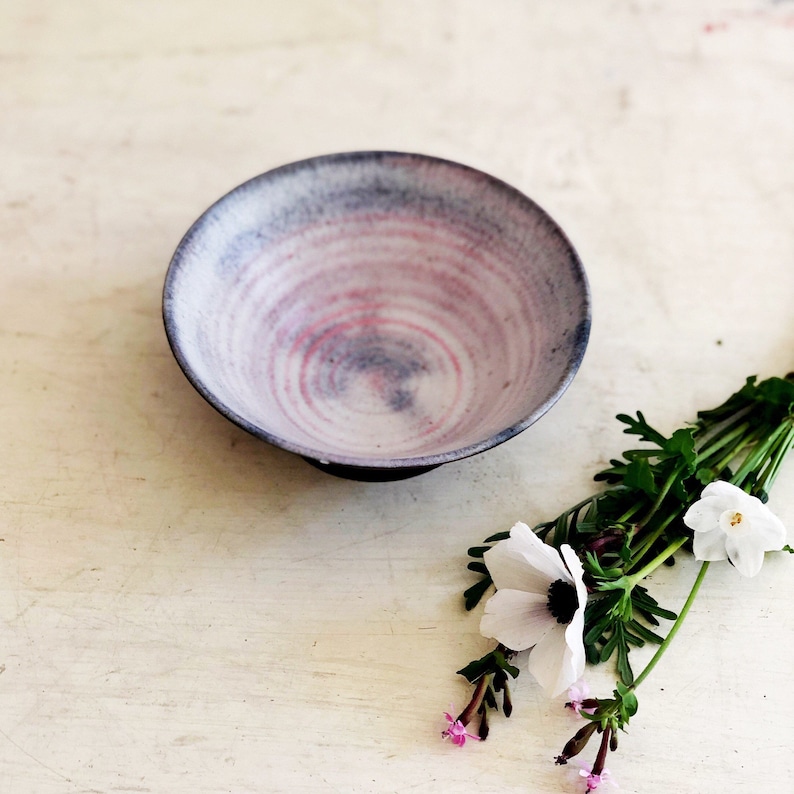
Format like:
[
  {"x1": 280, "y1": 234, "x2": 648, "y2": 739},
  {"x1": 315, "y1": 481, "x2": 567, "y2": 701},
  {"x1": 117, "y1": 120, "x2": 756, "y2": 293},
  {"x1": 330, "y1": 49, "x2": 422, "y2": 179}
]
[{"x1": 163, "y1": 152, "x2": 590, "y2": 469}]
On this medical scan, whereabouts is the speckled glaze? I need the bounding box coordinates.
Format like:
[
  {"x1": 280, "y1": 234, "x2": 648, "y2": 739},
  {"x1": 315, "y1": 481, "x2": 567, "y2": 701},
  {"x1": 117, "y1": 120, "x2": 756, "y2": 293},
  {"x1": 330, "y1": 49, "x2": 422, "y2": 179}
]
[{"x1": 162, "y1": 152, "x2": 591, "y2": 480}]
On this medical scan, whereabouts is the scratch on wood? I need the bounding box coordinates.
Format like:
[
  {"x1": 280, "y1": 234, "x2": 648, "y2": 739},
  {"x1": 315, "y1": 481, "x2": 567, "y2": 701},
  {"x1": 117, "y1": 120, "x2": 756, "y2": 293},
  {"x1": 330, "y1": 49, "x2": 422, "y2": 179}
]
[{"x1": 0, "y1": 727, "x2": 73, "y2": 783}]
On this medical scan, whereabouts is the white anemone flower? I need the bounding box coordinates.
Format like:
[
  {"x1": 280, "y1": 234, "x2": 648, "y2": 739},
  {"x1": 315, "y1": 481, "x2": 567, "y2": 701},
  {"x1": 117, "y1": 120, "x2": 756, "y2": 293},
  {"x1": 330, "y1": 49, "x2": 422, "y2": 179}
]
[
  {"x1": 683, "y1": 480, "x2": 787, "y2": 577},
  {"x1": 479, "y1": 521, "x2": 587, "y2": 698}
]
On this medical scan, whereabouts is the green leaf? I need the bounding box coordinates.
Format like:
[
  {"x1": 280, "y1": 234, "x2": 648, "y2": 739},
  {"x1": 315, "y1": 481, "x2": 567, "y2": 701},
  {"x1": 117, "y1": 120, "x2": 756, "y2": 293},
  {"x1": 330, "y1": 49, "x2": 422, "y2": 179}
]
[
  {"x1": 663, "y1": 428, "x2": 696, "y2": 466},
  {"x1": 622, "y1": 629, "x2": 645, "y2": 647},
  {"x1": 463, "y1": 577, "x2": 492, "y2": 611},
  {"x1": 492, "y1": 650, "x2": 520, "y2": 679},
  {"x1": 599, "y1": 629, "x2": 620, "y2": 663},
  {"x1": 697, "y1": 376, "x2": 757, "y2": 423},
  {"x1": 456, "y1": 651, "x2": 495, "y2": 682},
  {"x1": 616, "y1": 630, "x2": 634, "y2": 685},
  {"x1": 596, "y1": 574, "x2": 631, "y2": 593},
  {"x1": 585, "y1": 590, "x2": 617, "y2": 616},
  {"x1": 616, "y1": 411, "x2": 668, "y2": 446},
  {"x1": 549, "y1": 511, "x2": 568, "y2": 547},
  {"x1": 635, "y1": 608, "x2": 660, "y2": 626},
  {"x1": 466, "y1": 561, "x2": 489, "y2": 575},
  {"x1": 626, "y1": 619, "x2": 664, "y2": 645},
  {"x1": 584, "y1": 618, "x2": 611, "y2": 646},
  {"x1": 616, "y1": 683, "x2": 639, "y2": 719},
  {"x1": 695, "y1": 468, "x2": 717, "y2": 485},
  {"x1": 586, "y1": 551, "x2": 626, "y2": 581},
  {"x1": 594, "y1": 460, "x2": 628, "y2": 483},
  {"x1": 756, "y1": 376, "x2": 794, "y2": 410},
  {"x1": 671, "y1": 475, "x2": 692, "y2": 502},
  {"x1": 456, "y1": 649, "x2": 519, "y2": 685},
  {"x1": 623, "y1": 458, "x2": 657, "y2": 496},
  {"x1": 632, "y1": 586, "x2": 678, "y2": 622}
]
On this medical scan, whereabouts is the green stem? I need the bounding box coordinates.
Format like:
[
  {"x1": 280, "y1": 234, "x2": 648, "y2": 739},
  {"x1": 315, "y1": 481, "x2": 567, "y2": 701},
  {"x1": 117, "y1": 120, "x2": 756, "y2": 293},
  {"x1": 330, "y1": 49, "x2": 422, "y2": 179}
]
[
  {"x1": 709, "y1": 424, "x2": 766, "y2": 478},
  {"x1": 626, "y1": 536, "x2": 687, "y2": 587},
  {"x1": 755, "y1": 421, "x2": 794, "y2": 493},
  {"x1": 731, "y1": 422, "x2": 788, "y2": 488},
  {"x1": 543, "y1": 495, "x2": 598, "y2": 547},
  {"x1": 694, "y1": 420, "x2": 750, "y2": 467},
  {"x1": 616, "y1": 502, "x2": 644, "y2": 525},
  {"x1": 632, "y1": 561, "x2": 710, "y2": 689},
  {"x1": 627, "y1": 512, "x2": 683, "y2": 571},
  {"x1": 638, "y1": 462, "x2": 687, "y2": 526}
]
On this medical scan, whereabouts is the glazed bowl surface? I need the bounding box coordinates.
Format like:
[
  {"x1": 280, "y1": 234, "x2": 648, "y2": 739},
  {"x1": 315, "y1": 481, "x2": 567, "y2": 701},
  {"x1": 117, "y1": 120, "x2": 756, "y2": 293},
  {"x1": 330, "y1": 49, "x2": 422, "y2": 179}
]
[{"x1": 162, "y1": 152, "x2": 590, "y2": 479}]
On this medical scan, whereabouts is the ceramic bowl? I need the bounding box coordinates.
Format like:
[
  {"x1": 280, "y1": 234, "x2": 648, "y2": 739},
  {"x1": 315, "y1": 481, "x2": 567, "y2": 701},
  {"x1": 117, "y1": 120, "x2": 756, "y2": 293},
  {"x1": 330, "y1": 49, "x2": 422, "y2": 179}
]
[{"x1": 162, "y1": 152, "x2": 590, "y2": 480}]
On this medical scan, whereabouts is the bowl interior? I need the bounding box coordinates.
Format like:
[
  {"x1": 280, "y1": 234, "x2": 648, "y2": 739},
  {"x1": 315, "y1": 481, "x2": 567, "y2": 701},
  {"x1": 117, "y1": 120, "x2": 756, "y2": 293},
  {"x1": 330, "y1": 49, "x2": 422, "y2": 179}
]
[{"x1": 163, "y1": 152, "x2": 590, "y2": 469}]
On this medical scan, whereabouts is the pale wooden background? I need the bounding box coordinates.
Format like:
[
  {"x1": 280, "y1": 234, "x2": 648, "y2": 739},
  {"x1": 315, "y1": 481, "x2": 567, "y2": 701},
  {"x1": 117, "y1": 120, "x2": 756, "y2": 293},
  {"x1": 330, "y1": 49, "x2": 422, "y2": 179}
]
[{"x1": 1, "y1": 2, "x2": 793, "y2": 792}]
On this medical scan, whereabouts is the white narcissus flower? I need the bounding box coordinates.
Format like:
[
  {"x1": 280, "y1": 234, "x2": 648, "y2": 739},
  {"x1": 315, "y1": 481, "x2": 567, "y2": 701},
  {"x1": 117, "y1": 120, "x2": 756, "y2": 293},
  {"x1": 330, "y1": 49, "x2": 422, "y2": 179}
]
[
  {"x1": 683, "y1": 480, "x2": 787, "y2": 577},
  {"x1": 479, "y1": 521, "x2": 587, "y2": 698}
]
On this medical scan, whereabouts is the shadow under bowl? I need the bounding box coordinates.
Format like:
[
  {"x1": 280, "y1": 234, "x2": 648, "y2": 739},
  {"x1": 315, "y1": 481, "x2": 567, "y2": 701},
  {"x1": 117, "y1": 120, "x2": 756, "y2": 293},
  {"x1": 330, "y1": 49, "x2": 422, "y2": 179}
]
[{"x1": 163, "y1": 151, "x2": 591, "y2": 480}]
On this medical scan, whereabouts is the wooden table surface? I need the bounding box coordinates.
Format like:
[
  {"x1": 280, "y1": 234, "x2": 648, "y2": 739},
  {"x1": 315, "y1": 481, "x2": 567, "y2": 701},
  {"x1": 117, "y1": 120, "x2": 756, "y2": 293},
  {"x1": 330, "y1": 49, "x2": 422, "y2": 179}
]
[{"x1": 2, "y1": 2, "x2": 793, "y2": 792}]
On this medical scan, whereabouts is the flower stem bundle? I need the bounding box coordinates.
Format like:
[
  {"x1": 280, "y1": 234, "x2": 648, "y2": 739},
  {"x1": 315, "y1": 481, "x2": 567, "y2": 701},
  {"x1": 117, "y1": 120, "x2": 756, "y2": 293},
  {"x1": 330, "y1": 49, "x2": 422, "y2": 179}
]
[{"x1": 448, "y1": 373, "x2": 794, "y2": 790}]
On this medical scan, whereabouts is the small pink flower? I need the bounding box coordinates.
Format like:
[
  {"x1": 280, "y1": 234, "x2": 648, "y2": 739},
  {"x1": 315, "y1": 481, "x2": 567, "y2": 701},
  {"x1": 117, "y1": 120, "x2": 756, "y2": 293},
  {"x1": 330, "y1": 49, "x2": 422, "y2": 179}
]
[
  {"x1": 441, "y1": 710, "x2": 480, "y2": 747},
  {"x1": 579, "y1": 763, "x2": 615, "y2": 791},
  {"x1": 567, "y1": 679, "x2": 596, "y2": 716}
]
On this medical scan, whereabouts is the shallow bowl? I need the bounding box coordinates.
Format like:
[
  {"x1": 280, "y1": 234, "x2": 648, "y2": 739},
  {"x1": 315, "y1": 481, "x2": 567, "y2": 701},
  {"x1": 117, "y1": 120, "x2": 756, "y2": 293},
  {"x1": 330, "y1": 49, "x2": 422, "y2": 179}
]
[{"x1": 162, "y1": 152, "x2": 590, "y2": 480}]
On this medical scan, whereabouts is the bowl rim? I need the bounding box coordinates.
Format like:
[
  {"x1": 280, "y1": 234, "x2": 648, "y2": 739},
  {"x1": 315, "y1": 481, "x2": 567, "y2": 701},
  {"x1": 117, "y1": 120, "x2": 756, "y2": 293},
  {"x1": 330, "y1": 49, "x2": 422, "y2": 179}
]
[{"x1": 162, "y1": 150, "x2": 592, "y2": 471}]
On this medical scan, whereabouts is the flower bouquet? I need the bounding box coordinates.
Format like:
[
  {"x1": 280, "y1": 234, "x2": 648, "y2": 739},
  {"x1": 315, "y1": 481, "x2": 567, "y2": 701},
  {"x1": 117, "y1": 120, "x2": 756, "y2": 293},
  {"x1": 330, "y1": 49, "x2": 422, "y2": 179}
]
[{"x1": 443, "y1": 373, "x2": 794, "y2": 791}]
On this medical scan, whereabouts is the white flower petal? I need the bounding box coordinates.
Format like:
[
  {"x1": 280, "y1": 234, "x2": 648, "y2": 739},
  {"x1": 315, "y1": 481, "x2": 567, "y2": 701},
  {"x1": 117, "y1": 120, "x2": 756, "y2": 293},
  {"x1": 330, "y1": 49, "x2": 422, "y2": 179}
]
[
  {"x1": 686, "y1": 480, "x2": 787, "y2": 576},
  {"x1": 482, "y1": 529, "x2": 588, "y2": 698},
  {"x1": 700, "y1": 480, "x2": 745, "y2": 501},
  {"x1": 725, "y1": 531, "x2": 767, "y2": 578},
  {"x1": 683, "y1": 497, "x2": 724, "y2": 534},
  {"x1": 700, "y1": 480, "x2": 744, "y2": 499},
  {"x1": 560, "y1": 545, "x2": 587, "y2": 692},
  {"x1": 528, "y1": 623, "x2": 575, "y2": 697},
  {"x1": 483, "y1": 541, "x2": 551, "y2": 596},
  {"x1": 484, "y1": 522, "x2": 570, "y2": 594},
  {"x1": 561, "y1": 617, "x2": 587, "y2": 694},
  {"x1": 561, "y1": 545, "x2": 587, "y2": 610},
  {"x1": 479, "y1": 589, "x2": 556, "y2": 651},
  {"x1": 751, "y1": 510, "x2": 787, "y2": 551},
  {"x1": 521, "y1": 546, "x2": 588, "y2": 698},
  {"x1": 692, "y1": 527, "x2": 729, "y2": 562}
]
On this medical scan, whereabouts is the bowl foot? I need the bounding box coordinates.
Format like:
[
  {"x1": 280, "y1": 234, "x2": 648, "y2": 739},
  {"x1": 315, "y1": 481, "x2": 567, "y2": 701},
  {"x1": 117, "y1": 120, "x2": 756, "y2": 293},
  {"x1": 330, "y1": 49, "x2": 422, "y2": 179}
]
[{"x1": 302, "y1": 457, "x2": 440, "y2": 481}]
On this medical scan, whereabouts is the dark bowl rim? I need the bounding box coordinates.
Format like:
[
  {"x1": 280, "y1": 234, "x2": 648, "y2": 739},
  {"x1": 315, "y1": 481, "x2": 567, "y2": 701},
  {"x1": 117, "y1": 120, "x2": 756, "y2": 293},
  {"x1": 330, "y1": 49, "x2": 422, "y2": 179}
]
[{"x1": 162, "y1": 150, "x2": 592, "y2": 471}]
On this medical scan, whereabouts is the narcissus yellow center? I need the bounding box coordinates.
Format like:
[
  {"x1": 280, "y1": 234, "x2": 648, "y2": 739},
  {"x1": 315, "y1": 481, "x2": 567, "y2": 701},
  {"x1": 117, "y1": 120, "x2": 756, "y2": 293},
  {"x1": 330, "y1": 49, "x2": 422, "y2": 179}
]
[{"x1": 719, "y1": 509, "x2": 747, "y2": 535}]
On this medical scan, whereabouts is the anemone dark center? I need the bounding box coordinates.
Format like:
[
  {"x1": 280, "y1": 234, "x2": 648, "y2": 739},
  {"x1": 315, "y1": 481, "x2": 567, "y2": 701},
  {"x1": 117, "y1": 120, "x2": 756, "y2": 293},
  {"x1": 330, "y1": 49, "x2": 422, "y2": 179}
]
[{"x1": 547, "y1": 579, "x2": 578, "y2": 624}]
